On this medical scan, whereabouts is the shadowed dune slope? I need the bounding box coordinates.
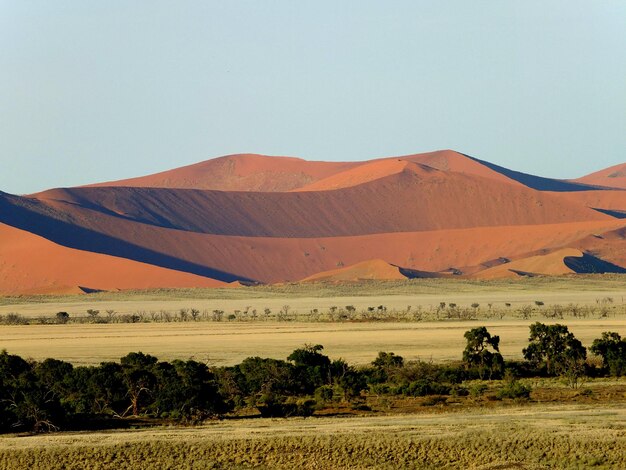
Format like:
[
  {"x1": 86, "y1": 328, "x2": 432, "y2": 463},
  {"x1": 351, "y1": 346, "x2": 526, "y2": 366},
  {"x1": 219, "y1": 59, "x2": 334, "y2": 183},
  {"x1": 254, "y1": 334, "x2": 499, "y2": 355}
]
[
  {"x1": 85, "y1": 154, "x2": 361, "y2": 192},
  {"x1": 0, "y1": 223, "x2": 229, "y2": 295},
  {"x1": 0, "y1": 187, "x2": 622, "y2": 283},
  {"x1": 472, "y1": 248, "x2": 626, "y2": 279},
  {"x1": 27, "y1": 166, "x2": 610, "y2": 238},
  {"x1": 465, "y1": 156, "x2": 600, "y2": 192},
  {"x1": 575, "y1": 163, "x2": 626, "y2": 190}
]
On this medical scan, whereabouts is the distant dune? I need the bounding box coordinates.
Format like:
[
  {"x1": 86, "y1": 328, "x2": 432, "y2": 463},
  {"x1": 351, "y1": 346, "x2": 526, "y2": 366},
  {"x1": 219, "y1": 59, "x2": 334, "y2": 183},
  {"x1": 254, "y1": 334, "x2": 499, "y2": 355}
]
[
  {"x1": 85, "y1": 153, "x2": 360, "y2": 192},
  {"x1": 575, "y1": 163, "x2": 626, "y2": 189},
  {"x1": 1, "y1": 150, "x2": 625, "y2": 294},
  {"x1": 301, "y1": 259, "x2": 443, "y2": 282},
  {"x1": 472, "y1": 248, "x2": 626, "y2": 279}
]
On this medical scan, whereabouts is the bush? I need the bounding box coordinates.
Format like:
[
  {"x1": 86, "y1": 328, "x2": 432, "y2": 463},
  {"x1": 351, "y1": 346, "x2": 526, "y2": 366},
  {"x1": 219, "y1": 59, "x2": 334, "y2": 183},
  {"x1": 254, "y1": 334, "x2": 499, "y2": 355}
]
[
  {"x1": 401, "y1": 379, "x2": 451, "y2": 397},
  {"x1": 496, "y1": 380, "x2": 531, "y2": 400}
]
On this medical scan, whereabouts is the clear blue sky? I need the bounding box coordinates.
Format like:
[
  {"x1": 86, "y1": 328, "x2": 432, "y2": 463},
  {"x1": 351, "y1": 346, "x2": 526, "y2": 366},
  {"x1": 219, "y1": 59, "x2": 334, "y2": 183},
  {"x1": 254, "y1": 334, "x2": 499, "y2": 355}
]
[{"x1": 1, "y1": 1, "x2": 625, "y2": 194}]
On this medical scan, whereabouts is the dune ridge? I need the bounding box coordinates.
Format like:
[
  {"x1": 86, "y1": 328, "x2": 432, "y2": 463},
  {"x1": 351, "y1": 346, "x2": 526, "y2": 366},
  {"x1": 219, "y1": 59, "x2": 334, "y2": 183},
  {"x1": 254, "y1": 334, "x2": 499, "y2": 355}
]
[{"x1": 1, "y1": 151, "x2": 625, "y2": 294}]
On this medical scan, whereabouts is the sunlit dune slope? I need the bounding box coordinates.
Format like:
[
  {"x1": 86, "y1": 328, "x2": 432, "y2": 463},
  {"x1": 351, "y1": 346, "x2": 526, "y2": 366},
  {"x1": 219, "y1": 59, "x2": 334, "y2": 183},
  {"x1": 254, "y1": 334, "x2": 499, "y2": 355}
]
[
  {"x1": 0, "y1": 222, "x2": 229, "y2": 295},
  {"x1": 575, "y1": 163, "x2": 626, "y2": 189},
  {"x1": 85, "y1": 154, "x2": 360, "y2": 192},
  {"x1": 300, "y1": 258, "x2": 434, "y2": 282}
]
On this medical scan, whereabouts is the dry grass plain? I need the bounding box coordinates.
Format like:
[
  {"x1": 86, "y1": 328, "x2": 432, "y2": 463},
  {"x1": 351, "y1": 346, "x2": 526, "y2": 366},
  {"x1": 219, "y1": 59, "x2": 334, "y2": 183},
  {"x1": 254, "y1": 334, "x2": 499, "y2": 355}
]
[
  {"x1": 1, "y1": 277, "x2": 626, "y2": 365},
  {"x1": 2, "y1": 276, "x2": 626, "y2": 318},
  {"x1": 1, "y1": 319, "x2": 626, "y2": 366},
  {"x1": 0, "y1": 403, "x2": 624, "y2": 469}
]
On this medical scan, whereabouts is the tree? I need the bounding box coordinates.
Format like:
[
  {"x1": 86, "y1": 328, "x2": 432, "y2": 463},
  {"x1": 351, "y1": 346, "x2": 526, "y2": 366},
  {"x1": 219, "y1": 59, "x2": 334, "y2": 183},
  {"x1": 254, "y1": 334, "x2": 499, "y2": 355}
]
[
  {"x1": 522, "y1": 323, "x2": 587, "y2": 378},
  {"x1": 372, "y1": 352, "x2": 404, "y2": 369},
  {"x1": 288, "y1": 344, "x2": 331, "y2": 392},
  {"x1": 462, "y1": 327, "x2": 504, "y2": 379},
  {"x1": 590, "y1": 332, "x2": 626, "y2": 376},
  {"x1": 120, "y1": 352, "x2": 158, "y2": 416},
  {"x1": 151, "y1": 359, "x2": 227, "y2": 419}
]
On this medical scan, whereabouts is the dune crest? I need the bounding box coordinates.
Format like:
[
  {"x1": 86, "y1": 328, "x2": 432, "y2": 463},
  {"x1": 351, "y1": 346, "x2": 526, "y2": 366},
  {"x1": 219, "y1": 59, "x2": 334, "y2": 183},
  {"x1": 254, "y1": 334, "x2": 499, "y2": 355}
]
[{"x1": 575, "y1": 163, "x2": 626, "y2": 189}]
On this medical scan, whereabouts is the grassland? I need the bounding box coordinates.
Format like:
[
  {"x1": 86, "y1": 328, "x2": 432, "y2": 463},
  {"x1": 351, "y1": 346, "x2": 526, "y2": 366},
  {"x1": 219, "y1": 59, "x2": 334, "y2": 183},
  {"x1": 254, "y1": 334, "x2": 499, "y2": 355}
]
[
  {"x1": 1, "y1": 276, "x2": 626, "y2": 365},
  {"x1": 0, "y1": 403, "x2": 624, "y2": 469},
  {"x1": 1, "y1": 276, "x2": 625, "y2": 469},
  {"x1": 2, "y1": 275, "x2": 626, "y2": 318},
  {"x1": 1, "y1": 318, "x2": 626, "y2": 366}
]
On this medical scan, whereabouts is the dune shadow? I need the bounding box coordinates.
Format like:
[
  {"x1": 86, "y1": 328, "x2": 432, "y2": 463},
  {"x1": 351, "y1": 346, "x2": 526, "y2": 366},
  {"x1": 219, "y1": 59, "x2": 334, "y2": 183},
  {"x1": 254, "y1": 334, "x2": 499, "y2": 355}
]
[{"x1": 0, "y1": 192, "x2": 253, "y2": 283}]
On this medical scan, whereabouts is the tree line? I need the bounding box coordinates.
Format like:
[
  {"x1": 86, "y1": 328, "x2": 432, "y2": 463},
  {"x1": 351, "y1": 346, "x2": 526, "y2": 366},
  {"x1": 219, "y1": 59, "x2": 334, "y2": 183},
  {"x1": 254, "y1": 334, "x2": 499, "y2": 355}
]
[{"x1": 0, "y1": 322, "x2": 624, "y2": 433}]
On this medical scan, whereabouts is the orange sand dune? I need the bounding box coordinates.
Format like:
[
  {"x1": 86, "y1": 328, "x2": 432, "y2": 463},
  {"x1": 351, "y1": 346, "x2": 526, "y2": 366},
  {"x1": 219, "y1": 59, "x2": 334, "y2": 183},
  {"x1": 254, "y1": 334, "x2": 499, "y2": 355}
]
[
  {"x1": 473, "y1": 248, "x2": 583, "y2": 279},
  {"x1": 4, "y1": 197, "x2": 620, "y2": 284},
  {"x1": 84, "y1": 154, "x2": 361, "y2": 192},
  {"x1": 473, "y1": 247, "x2": 626, "y2": 279},
  {"x1": 575, "y1": 163, "x2": 626, "y2": 189},
  {"x1": 398, "y1": 150, "x2": 522, "y2": 186},
  {"x1": 294, "y1": 159, "x2": 437, "y2": 191},
  {"x1": 301, "y1": 259, "x2": 415, "y2": 282},
  {"x1": 26, "y1": 168, "x2": 609, "y2": 239},
  {"x1": 574, "y1": 226, "x2": 626, "y2": 268},
  {"x1": 550, "y1": 190, "x2": 626, "y2": 216},
  {"x1": 0, "y1": 223, "x2": 229, "y2": 295}
]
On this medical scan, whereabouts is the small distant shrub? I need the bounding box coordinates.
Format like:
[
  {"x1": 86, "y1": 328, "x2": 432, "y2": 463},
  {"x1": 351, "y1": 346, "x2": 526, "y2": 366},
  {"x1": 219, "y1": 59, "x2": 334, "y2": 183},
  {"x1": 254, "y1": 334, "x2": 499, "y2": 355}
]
[
  {"x1": 496, "y1": 380, "x2": 531, "y2": 400},
  {"x1": 4, "y1": 313, "x2": 27, "y2": 325},
  {"x1": 55, "y1": 311, "x2": 70, "y2": 324},
  {"x1": 422, "y1": 395, "x2": 448, "y2": 406},
  {"x1": 469, "y1": 383, "x2": 488, "y2": 397}
]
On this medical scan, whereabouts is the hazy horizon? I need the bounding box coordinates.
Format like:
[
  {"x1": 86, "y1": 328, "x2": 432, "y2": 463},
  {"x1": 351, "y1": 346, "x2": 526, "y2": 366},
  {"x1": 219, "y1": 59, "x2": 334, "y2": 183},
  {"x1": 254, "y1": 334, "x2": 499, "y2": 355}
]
[{"x1": 1, "y1": 1, "x2": 625, "y2": 194}]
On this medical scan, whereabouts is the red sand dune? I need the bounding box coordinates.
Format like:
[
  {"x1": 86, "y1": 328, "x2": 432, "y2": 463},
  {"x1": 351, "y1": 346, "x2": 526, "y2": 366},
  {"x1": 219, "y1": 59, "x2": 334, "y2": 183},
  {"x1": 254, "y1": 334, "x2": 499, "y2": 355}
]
[
  {"x1": 86, "y1": 154, "x2": 361, "y2": 192},
  {"x1": 27, "y1": 166, "x2": 609, "y2": 239},
  {"x1": 301, "y1": 259, "x2": 415, "y2": 282},
  {"x1": 0, "y1": 223, "x2": 229, "y2": 295},
  {"x1": 400, "y1": 150, "x2": 523, "y2": 186},
  {"x1": 575, "y1": 163, "x2": 626, "y2": 189},
  {"x1": 2, "y1": 153, "x2": 625, "y2": 293},
  {"x1": 551, "y1": 190, "x2": 626, "y2": 211},
  {"x1": 472, "y1": 248, "x2": 584, "y2": 279},
  {"x1": 293, "y1": 159, "x2": 427, "y2": 191},
  {"x1": 2, "y1": 188, "x2": 622, "y2": 284}
]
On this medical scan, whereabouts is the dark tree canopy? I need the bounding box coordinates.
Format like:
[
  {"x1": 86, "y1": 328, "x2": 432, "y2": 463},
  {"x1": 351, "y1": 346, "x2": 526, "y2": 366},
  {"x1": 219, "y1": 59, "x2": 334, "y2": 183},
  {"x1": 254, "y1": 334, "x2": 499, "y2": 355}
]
[{"x1": 523, "y1": 322, "x2": 587, "y2": 376}]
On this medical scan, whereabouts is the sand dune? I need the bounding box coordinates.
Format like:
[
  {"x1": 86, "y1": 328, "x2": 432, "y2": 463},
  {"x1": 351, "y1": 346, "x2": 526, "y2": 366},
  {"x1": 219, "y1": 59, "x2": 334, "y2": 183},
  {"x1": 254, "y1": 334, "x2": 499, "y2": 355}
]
[
  {"x1": 575, "y1": 163, "x2": 626, "y2": 189},
  {"x1": 474, "y1": 248, "x2": 626, "y2": 279},
  {"x1": 293, "y1": 159, "x2": 435, "y2": 191},
  {"x1": 85, "y1": 153, "x2": 360, "y2": 192},
  {"x1": 2, "y1": 153, "x2": 625, "y2": 293},
  {"x1": 26, "y1": 168, "x2": 609, "y2": 239},
  {"x1": 301, "y1": 259, "x2": 430, "y2": 282},
  {"x1": 1, "y1": 188, "x2": 622, "y2": 283},
  {"x1": 0, "y1": 223, "x2": 228, "y2": 295}
]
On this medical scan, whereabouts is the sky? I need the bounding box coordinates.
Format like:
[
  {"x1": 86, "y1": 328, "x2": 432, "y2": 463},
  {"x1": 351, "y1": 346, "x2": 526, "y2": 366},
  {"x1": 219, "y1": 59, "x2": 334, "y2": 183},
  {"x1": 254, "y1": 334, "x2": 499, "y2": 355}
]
[{"x1": 1, "y1": 1, "x2": 625, "y2": 194}]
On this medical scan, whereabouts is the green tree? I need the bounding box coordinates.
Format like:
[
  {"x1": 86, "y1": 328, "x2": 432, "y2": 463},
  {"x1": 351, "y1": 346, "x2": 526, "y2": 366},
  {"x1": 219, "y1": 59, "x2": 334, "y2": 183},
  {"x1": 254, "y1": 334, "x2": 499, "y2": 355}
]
[
  {"x1": 120, "y1": 352, "x2": 158, "y2": 416},
  {"x1": 462, "y1": 327, "x2": 504, "y2": 379},
  {"x1": 522, "y1": 322, "x2": 587, "y2": 377},
  {"x1": 590, "y1": 332, "x2": 626, "y2": 376}
]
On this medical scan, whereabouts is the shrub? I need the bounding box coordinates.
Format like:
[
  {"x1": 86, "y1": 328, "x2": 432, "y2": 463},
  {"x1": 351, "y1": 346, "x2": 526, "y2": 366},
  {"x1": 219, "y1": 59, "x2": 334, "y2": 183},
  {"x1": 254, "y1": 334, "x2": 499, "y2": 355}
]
[{"x1": 497, "y1": 380, "x2": 531, "y2": 400}]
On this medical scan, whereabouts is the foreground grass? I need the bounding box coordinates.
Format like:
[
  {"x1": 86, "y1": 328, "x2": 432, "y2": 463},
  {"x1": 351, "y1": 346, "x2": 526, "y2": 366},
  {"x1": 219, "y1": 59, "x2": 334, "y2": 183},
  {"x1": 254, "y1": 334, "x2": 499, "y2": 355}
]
[{"x1": 1, "y1": 403, "x2": 623, "y2": 469}]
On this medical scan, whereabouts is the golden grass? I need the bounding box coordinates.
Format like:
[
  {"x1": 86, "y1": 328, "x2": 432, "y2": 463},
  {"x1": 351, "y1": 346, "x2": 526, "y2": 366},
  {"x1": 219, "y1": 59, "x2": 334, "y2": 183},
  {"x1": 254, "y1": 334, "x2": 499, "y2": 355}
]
[
  {"x1": 1, "y1": 318, "x2": 625, "y2": 366},
  {"x1": 2, "y1": 276, "x2": 626, "y2": 318},
  {"x1": 0, "y1": 403, "x2": 624, "y2": 469}
]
